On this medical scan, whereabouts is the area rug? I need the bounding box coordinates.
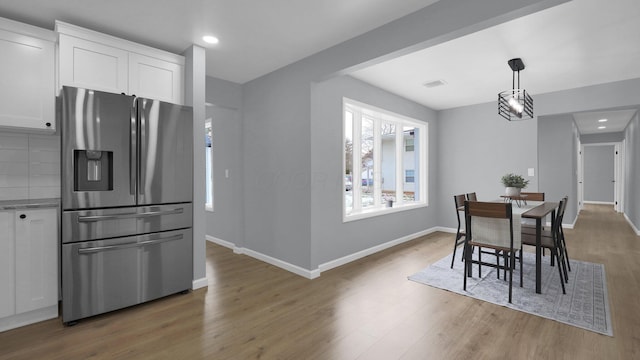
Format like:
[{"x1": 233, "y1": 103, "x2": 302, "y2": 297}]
[{"x1": 408, "y1": 251, "x2": 613, "y2": 336}]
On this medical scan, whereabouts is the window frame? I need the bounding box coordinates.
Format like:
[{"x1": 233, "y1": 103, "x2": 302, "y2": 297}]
[
  {"x1": 205, "y1": 117, "x2": 214, "y2": 212},
  {"x1": 343, "y1": 98, "x2": 428, "y2": 222}
]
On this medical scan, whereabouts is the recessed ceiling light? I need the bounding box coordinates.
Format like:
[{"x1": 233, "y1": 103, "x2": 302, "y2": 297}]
[
  {"x1": 598, "y1": 118, "x2": 608, "y2": 122},
  {"x1": 598, "y1": 126, "x2": 606, "y2": 130},
  {"x1": 203, "y1": 35, "x2": 219, "y2": 44}
]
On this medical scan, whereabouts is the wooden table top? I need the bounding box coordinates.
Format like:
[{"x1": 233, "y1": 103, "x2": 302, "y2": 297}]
[{"x1": 521, "y1": 201, "x2": 559, "y2": 219}]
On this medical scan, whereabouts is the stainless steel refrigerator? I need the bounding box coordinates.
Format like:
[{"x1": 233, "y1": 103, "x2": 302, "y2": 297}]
[{"x1": 59, "y1": 86, "x2": 193, "y2": 324}]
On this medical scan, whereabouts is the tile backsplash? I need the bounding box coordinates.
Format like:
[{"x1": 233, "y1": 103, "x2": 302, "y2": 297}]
[{"x1": 0, "y1": 132, "x2": 60, "y2": 200}]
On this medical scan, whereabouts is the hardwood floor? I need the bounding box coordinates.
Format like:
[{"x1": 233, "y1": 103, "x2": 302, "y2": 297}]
[{"x1": 1, "y1": 204, "x2": 639, "y2": 359}]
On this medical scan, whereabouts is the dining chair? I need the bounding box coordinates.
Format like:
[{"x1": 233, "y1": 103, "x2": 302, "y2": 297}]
[
  {"x1": 451, "y1": 194, "x2": 467, "y2": 268},
  {"x1": 521, "y1": 192, "x2": 545, "y2": 228},
  {"x1": 557, "y1": 196, "x2": 571, "y2": 271},
  {"x1": 463, "y1": 201, "x2": 522, "y2": 303},
  {"x1": 521, "y1": 197, "x2": 568, "y2": 294},
  {"x1": 466, "y1": 192, "x2": 477, "y2": 201}
]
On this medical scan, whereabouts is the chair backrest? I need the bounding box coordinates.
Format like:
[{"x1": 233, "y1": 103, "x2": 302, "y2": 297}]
[
  {"x1": 466, "y1": 192, "x2": 477, "y2": 201},
  {"x1": 454, "y1": 194, "x2": 466, "y2": 209},
  {"x1": 555, "y1": 196, "x2": 568, "y2": 227},
  {"x1": 521, "y1": 192, "x2": 544, "y2": 201},
  {"x1": 550, "y1": 197, "x2": 567, "y2": 234},
  {"x1": 454, "y1": 194, "x2": 466, "y2": 228},
  {"x1": 465, "y1": 201, "x2": 516, "y2": 248}
]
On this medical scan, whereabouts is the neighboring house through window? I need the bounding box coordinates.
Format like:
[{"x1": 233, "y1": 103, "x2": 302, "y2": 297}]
[{"x1": 343, "y1": 98, "x2": 428, "y2": 221}]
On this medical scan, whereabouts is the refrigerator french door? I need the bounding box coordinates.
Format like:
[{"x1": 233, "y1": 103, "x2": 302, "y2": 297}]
[{"x1": 60, "y1": 86, "x2": 193, "y2": 324}]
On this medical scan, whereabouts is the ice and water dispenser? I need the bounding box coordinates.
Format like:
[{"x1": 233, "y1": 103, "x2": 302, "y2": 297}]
[{"x1": 73, "y1": 150, "x2": 114, "y2": 191}]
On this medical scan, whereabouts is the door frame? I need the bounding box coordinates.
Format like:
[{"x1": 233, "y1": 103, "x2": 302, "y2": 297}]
[{"x1": 578, "y1": 141, "x2": 624, "y2": 213}]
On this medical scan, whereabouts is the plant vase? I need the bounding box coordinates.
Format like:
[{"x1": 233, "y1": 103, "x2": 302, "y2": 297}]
[{"x1": 505, "y1": 187, "x2": 521, "y2": 196}]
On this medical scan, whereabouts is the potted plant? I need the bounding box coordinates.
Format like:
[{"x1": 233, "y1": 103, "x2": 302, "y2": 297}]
[{"x1": 501, "y1": 173, "x2": 529, "y2": 196}]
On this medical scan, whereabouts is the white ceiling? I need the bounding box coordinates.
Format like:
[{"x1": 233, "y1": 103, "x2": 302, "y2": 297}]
[
  {"x1": 351, "y1": 0, "x2": 640, "y2": 134},
  {"x1": 573, "y1": 109, "x2": 637, "y2": 135},
  {"x1": 0, "y1": 0, "x2": 438, "y2": 84},
  {"x1": 1, "y1": 0, "x2": 638, "y2": 134}
]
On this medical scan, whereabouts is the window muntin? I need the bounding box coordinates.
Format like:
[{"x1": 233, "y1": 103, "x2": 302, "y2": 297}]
[{"x1": 343, "y1": 98, "x2": 428, "y2": 220}]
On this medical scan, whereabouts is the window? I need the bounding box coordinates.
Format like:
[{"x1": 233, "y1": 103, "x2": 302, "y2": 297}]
[
  {"x1": 405, "y1": 138, "x2": 414, "y2": 152},
  {"x1": 343, "y1": 98, "x2": 428, "y2": 220},
  {"x1": 205, "y1": 117, "x2": 213, "y2": 210},
  {"x1": 405, "y1": 169, "x2": 415, "y2": 183}
]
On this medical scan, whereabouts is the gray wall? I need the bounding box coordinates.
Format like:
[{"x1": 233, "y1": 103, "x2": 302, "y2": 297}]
[
  {"x1": 624, "y1": 111, "x2": 640, "y2": 231},
  {"x1": 537, "y1": 114, "x2": 577, "y2": 222},
  {"x1": 310, "y1": 75, "x2": 438, "y2": 268},
  {"x1": 583, "y1": 145, "x2": 615, "y2": 203},
  {"x1": 239, "y1": 0, "x2": 555, "y2": 270},
  {"x1": 437, "y1": 102, "x2": 538, "y2": 228},
  {"x1": 205, "y1": 77, "x2": 244, "y2": 247},
  {"x1": 581, "y1": 132, "x2": 624, "y2": 144},
  {"x1": 437, "y1": 78, "x2": 640, "y2": 229}
]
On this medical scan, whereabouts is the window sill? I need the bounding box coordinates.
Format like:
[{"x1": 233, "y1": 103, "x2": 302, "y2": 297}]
[
  {"x1": 343, "y1": 201, "x2": 428, "y2": 223},
  {"x1": 205, "y1": 205, "x2": 213, "y2": 212}
]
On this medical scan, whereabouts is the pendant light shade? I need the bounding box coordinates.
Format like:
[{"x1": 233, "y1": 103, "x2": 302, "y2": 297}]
[{"x1": 498, "y1": 58, "x2": 533, "y2": 121}]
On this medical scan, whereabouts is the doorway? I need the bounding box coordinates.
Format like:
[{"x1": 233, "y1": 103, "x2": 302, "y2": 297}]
[{"x1": 578, "y1": 142, "x2": 624, "y2": 213}]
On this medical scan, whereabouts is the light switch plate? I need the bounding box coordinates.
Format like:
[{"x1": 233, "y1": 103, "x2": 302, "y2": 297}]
[{"x1": 528, "y1": 168, "x2": 535, "y2": 176}]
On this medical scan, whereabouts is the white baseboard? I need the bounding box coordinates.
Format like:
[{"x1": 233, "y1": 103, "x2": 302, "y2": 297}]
[
  {"x1": 206, "y1": 235, "x2": 318, "y2": 279},
  {"x1": 317, "y1": 227, "x2": 440, "y2": 274},
  {"x1": 0, "y1": 305, "x2": 58, "y2": 333},
  {"x1": 206, "y1": 228, "x2": 440, "y2": 279},
  {"x1": 623, "y1": 213, "x2": 640, "y2": 236},
  {"x1": 583, "y1": 201, "x2": 615, "y2": 205},
  {"x1": 192, "y1": 277, "x2": 208, "y2": 290}
]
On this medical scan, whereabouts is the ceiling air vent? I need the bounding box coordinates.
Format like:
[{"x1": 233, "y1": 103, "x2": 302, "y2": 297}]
[{"x1": 423, "y1": 79, "x2": 447, "y2": 88}]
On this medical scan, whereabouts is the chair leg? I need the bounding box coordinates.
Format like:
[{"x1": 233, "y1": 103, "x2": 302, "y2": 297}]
[
  {"x1": 478, "y1": 247, "x2": 482, "y2": 278},
  {"x1": 519, "y1": 249, "x2": 523, "y2": 287},
  {"x1": 508, "y1": 251, "x2": 514, "y2": 303},
  {"x1": 463, "y1": 243, "x2": 471, "y2": 290},
  {"x1": 552, "y1": 249, "x2": 566, "y2": 294},
  {"x1": 561, "y1": 233, "x2": 571, "y2": 272},
  {"x1": 451, "y1": 236, "x2": 459, "y2": 269}
]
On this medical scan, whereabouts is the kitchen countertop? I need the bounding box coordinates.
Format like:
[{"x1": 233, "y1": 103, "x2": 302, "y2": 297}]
[{"x1": 0, "y1": 198, "x2": 60, "y2": 210}]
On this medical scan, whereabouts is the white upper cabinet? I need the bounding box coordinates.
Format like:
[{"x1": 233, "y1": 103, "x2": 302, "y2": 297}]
[
  {"x1": 56, "y1": 21, "x2": 184, "y2": 105},
  {"x1": 58, "y1": 34, "x2": 128, "y2": 95},
  {"x1": 0, "y1": 18, "x2": 56, "y2": 133},
  {"x1": 129, "y1": 53, "x2": 184, "y2": 104}
]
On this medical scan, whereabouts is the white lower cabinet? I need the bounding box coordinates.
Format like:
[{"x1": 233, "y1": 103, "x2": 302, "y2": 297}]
[{"x1": 0, "y1": 208, "x2": 58, "y2": 332}]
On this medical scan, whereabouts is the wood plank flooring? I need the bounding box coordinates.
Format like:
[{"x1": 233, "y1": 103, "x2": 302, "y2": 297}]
[{"x1": 0, "y1": 204, "x2": 639, "y2": 359}]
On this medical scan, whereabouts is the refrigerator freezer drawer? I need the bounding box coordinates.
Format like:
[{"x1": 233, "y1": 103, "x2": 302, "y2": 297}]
[
  {"x1": 61, "y1": 228, "x2": 192, "y2": 323},
  {"x1": 62, "y1": 203, "x2": 192, "y2": 243}
]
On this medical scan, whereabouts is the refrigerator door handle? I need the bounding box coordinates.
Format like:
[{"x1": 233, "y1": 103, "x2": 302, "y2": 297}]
[
  {"x1": 130, "y1": 104, "x2": 137, "y2": 196},
  {"x1": 77, "y1": 234, "x2": 184, "y2": 254},
  {"x1": 77, "y1": 208, "x2": 185, "y2": 222},
  {"x1": 139, "y1": 102, "x2": 146, "y2": 196}
]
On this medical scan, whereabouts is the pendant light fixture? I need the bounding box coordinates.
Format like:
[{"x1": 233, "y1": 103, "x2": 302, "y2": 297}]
[{"x1": 498, "y1": 58, "x2": 533, "y2": 121}]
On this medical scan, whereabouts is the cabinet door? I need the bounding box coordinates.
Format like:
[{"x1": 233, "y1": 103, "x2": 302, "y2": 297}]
[
  {"x1": 0, "y1": 211, "x2": 15, "y2": 318},
  {"x1": 59, "y1": 34, "x2": 128, "y2": 95},
  {"x1": 129, "y1": 53, "x2": 184, "y2": 104},
  {"x1": 0, "y1": 28, "x2": 55, "y2": 132},
  {"x1": 15, "y1": 208, "x2": 58, "y2": 314}
]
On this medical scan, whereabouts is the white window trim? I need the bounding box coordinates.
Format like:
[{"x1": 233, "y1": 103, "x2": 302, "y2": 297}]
[
  {"x1": 205, "y1": 117, "x2": 214, "y2": 212},
  {"x1": 343, "y1": 98, "x2": 428, "y2": 222}
]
